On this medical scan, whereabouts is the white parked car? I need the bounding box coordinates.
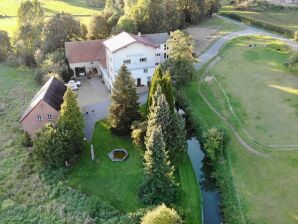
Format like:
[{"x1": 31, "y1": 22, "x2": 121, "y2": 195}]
[
  {"x1": 65, "y1": 83, "x2": 78, "y2": 91},
  {"x1": 68, "y1": 80, "x2": 81, "y2": 87}
]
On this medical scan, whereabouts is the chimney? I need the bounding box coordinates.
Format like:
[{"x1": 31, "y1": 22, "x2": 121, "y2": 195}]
[{"x1": 138, "y1": 32, "x2": 141, "y2": 37}]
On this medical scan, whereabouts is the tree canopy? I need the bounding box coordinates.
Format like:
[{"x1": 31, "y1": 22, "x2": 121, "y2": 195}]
[
  {"x1": 141, "y1": 204, "x2": 183, "y2": 224},
  {"x1": 88, "y1": 14, "x2": 109, "y2": 39},
  {"x1": 43, "y1": 13, "x2": 82, "y2": 54}
]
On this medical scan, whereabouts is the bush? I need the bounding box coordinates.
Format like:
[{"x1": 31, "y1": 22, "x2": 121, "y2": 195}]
[
  {"x1": 6, "y1": 54, "x2": 18, "y2": 67},
  {"x1": 131, "y1": 120, "x2": 147, "y2": 148},
  {"x1": 21, "y1": 131, "x2": 32, "y2": 147},
  {"x1": 34, "y1": 69, "x2": 45, "y2": 85},
  {"x1": 141, "y1": 204, "x2": 183, "y2": 224}
]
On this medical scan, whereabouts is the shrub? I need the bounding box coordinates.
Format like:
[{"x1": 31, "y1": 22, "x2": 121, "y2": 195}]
[
  {"x1": 131, "y1": 120, "x2": 147, "y2": 148},
  {"x1": 141, "y1": 204, "x2": 183, "y2": 224},
  {"x1": 34, "y1": 69, "x2": 45, "y2": 85},
  {"x1": 21, "y1": 131, "x2": 32, "y2": 147}
]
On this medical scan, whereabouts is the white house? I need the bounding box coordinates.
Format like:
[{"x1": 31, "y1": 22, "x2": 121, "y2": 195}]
[{"x1": 65, "y1": 32, "x2": 169, "y2": 91}]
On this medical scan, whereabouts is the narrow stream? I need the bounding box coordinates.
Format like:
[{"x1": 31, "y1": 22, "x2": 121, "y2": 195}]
[{"x1": 187, "y1": 137, "x2": 222, "y2": 224}]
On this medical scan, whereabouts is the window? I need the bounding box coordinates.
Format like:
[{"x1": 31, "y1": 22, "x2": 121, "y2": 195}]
[
  {"x1": 123, "y1": 59, "x2": 131, "y2": 64},
  {"x1": 155, "y1": 63, "x2": 159, "y2": 66},
  {"x1": 48, "y1": 114, "x2": 53, "y2": 120},
  {"x1": 156, "y1": 53, "x2": 160, "y2": 56},
  {"x1": 164, "y1": 53, "x2": 167, "y2": 59},
  {"x1": 164, "y1": 44, "x2": 167, "y2": 50},
  {"x1": 139, "y1": 58, "x2": 147, "y2": 63},
  {"x1": 37, "y1": 115, "x2": 42, "y2": 121},
  {"x1": 158, "y1": 44, "x2": 161, "y2": 48},
  {"x1": 144, "y1": 69, "x2": 148, "y2": 73}
]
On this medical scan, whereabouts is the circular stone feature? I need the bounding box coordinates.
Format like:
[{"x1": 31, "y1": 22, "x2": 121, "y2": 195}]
[{"x1": 108, "y1": 149, "x2": 128, "y2": 161}]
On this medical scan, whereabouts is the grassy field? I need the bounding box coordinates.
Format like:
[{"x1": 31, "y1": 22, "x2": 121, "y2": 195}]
[
  {"x1": 209, "y1": 36, "x2": 298, "y2": 146},
  {"x1": 184, "y1": 36, "x2": 298, "y2": 223},
  {"x1": 221, "y1": 5, "x2": 298, "y2": 34},
  {"x1": 0, "y1": 0, "x2": 103, "y2": 36},
  {"x1": 67, "y1": 120, "x2": 202, "y2": 223}
]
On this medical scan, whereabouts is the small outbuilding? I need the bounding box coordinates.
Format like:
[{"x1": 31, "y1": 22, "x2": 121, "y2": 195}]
[{"x1": 20, "y1": 76, "x2": 66, "y2": 137}]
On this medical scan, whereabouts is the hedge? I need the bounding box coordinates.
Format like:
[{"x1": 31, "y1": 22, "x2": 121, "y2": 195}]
[{"x1": 221, "y1": 12, "x2": 296, "y2": 39}]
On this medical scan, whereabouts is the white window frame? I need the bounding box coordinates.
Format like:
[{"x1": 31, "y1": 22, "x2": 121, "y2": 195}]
[
  {"x1": 37, "y1": 115, "x2": 42, "y2": 121},
  {"x1": 144, "y1": 69, "x2": 148, "y2": 73}
]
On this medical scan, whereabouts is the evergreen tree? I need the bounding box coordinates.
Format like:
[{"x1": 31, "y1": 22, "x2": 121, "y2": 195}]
[
  {"x1": 146, "y1": 85, "x2": 172, "y2": 148},
  {"x1": 108, "y1": 65, "x2": 140, "y2": 134},
  {"x1": 146, "y1": 65, "x2": 163, "y2": 111},
  {"x1": 33, "y1": 123, "x2": 70, "y2": 168},
  {"x1": 139, "y1": 125, "x2": 177, "y2": 205},
  {"x1": 146, "y1": 66, "x2": 175, "y2": 113},
  {"x1": 160, "y1": 71, "x2": 175, "y2": 112},
  {"x1": 57, "y1": 88, "x2": 85, "y2": 154},
  {"x1": 88, "y1": 14, "x2": 109, "y2": 39},
  {"x1": 168, "y1": 113, "x2": 187, "y2": 163}
]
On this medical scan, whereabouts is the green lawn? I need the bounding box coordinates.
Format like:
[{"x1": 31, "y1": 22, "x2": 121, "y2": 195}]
[
  {"x1": 67, "y1": 120, "x2": 202, "y2": 223},
  {"x1": 0, "y1": 0, "x2": 103, "y2": 36},
  {"x1": 67, "y1": 120, "x2": 144, "y2": 212},
  {"x1": 221, "y1": 5, "x2": 298, "y2": 34},
  {"x1": 184, "y1": 36, "x2": 298, "y2": 223},
  {"x1": 177, "y1": 156, "x2": 202, "y2": 224}
]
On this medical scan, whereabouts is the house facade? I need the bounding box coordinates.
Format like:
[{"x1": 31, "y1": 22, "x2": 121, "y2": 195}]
[
  {"x1": 20, "y1": 76, "x2": 66, "y2": 137},
  {"x1": 65, "y1": 32, "x2": 169, "y2": 91}
]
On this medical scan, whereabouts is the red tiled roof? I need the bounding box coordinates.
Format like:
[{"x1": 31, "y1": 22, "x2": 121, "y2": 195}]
[{"x1": 65, "y1": 39, "x2": 106, "y2": 68}]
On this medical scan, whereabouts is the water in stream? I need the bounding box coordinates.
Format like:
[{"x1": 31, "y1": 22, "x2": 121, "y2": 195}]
[{"x1": 187, "y1": 137, "x2": 222, "y2": 224}]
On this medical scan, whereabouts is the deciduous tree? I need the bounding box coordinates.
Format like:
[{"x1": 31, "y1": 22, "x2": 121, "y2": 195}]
[
  {"x1": 43, "y1": 13, "x2": 82, "y2": 54},
  {"x1": 15, "y1": 0, "x2": 44, "y2": 65},
  {"x1": 88, "y1": 14, "x2": 109, "y2": 39},
  {"x1": 0, "y1": 30, "x2": 11, "y2": 61}
]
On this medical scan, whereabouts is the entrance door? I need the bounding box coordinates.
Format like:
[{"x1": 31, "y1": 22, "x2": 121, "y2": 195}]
[{"x1": 137, "y1": 78, "x2": 141, "y2": 86}]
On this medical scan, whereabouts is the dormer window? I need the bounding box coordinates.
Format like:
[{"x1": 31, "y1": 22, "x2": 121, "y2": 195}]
[{"x1": 37, "y1": 115, "x2": 42, "y2": 121}]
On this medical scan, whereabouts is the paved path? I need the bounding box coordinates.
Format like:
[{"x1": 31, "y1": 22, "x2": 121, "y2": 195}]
[
  {"x1": 195, "y1": 15, "x2": 298, "y2": 70},
  {"x1": 83, "y1": 92, "x2": 148, "y2": 141}
]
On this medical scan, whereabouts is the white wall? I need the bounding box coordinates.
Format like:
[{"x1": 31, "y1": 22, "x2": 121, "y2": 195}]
[{"x1": 106, "y1": 42, "x2": 156, "y2": 87}]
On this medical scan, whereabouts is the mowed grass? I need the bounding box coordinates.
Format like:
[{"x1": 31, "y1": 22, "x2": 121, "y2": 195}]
[
  {"x1": 177, "y1": 155, "x2": 202, "y2": 224},
  {"x1": 209, "y1": 35, "x2": 298, "y2": 146},
  {"x1": 0, "y1": 0, "x2": 102, "y2": 36},
  {"x1": 222, "y1": 6, "x2": 298, "y2": 33},
  {"x1": 184, "y1": 36, "x2": 298, "y2": 223},
  {"x1": 67, "y1": 120, "x2": 144, "y2": 212},
  {"x1": 67, "y1": 120, "x2": 202, "y2": 222}
]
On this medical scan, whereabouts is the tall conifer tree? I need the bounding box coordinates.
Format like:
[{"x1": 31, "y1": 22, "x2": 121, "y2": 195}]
[
  {"x1": 139, "y1": 125, "x2": 177, "y2": 205},
  {"x1": 108, "y1": 65, "x2": 140, "y2": 134}
]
